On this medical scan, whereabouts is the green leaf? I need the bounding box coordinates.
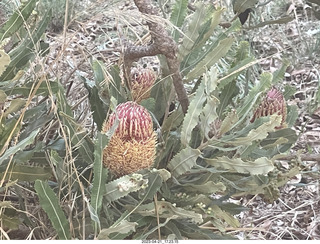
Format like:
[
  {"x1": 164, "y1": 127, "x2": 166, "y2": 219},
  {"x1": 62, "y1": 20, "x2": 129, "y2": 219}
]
[
  {"x1": 1, "y1": 8, "x2": 52, "y2": 81},
  {"x1": 0, "y1": 50, "x2": 10, "y2": 76},
  {"x1": 217, "y1": 80, "x2": 239, "y2": 118},
  {"x1": 181, "y1": 81, "x2": 206, "y2": 146},
  {"x1": 187, "y1": 37, "x2": 234, "y2": 81},
  {"x1": 3, "y1": 81, "x2": 59, "y2": 97},
  {"x1": 233, "y1": 72, "x2": 272, "y2": 129},
  {"x1": 246, "y1": 16, "x2": 294, "y2": 30},
  {"x1": 0, "y1": 128, "x2": 39, "y2": 166},
  {"x1": 286, "y1": 105, "x2": 298, "y2": 127},
  {"x1": 56, "y1": 83, "x2": 94, "y2": 164},
  {"x1": 98, "y1": 220, "x2": 138, "y2": 240},
  {"x1": 178, "y1": 2, "x2": 207, "y2": 59},
  {"x1": 35, "y1": 180, "x2": 71, "y2": 240},
  {"x1": 219, "y1": 109, "x2": 238, "y2": 136},
  {"x1": 83, "y1": 77, "x2": 107, "y2": 131},
  {"x1": 90, "y1": 132, "x2": 109, "y2": 232},
  {"x1": 3, "y1": 98, "x2": 25, "y2": 117},
  {"x1": 170, "y1": 0, "x2": 189, "y2": 41},
  {"x1": 0, "y1": 0, "x2": 38, "y2": 41},
  {"x1": 127, "y1": 201, "x2": 203, "y2": 224},
  {"x1": 210, "y1": 205, "x2": 240, "y2": 228},
  {"x1": 167, "y1": 147, "x2": 201, "y2": 178},
  {"x1": 0, "y1": 214, "x2": 21, "y2": 230},
  {"x1": 272, "y1": 59, "x2": 290, "y2": 85},
  {"x1": 194, "y1": 8, "x2": 225, "y2": 50},
  {"x1": 205, "y1": 156, "x2": 274, "y2": 175},
  {"x1": 0, "y1": 165, "x2": 51, "y2": 181},
  {"x1": 229, "y1": 114, "x2": 282, "y2": 146},
  {"x1": 233, "y1": 0, "x2": 259, "y2": 14},
  {"x1": 140, "y1": 169, "x2": 170, "y2": 201},
  {"x1": 182, "y1": 181, "x2": 226, "y2": 194},
  {"x1": 104, "y1": 173, "x2": 148, "y2": 203}
]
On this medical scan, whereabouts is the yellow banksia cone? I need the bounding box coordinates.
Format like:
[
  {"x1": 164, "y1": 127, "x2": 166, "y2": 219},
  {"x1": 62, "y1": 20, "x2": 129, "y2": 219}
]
[
  {"x1": 130, "y1": 67, "x2": 156, "y2": 103},
  {"x1": 250, "y1": 87, "x2": 287, "y2": 129},
  {"x1": 102, "y1": 101, "x2": 157, "y2": 176}
]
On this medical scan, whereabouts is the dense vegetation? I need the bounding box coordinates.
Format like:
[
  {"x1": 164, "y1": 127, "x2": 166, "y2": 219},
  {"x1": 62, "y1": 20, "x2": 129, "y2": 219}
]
[{"x1": 0, "y1": 0, "x2": 319, "y2": 240}]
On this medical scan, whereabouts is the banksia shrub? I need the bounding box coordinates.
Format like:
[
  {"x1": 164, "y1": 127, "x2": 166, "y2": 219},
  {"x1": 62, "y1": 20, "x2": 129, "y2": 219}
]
[
  {"x1": 102, "y1": 101, "x2": 157, "y2": 176},
  {"x1": 250, "y1": 87, "x2": 287, "y2": 129},
  {"x1": 130, "y1": 67, "x2": 157, "y2": 103}
]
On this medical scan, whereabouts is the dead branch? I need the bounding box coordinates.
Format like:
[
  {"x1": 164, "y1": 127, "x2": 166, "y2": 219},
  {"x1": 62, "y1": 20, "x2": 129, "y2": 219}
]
[{"x1": 123, "y1": 0, "x2": 189, "y2": 114}]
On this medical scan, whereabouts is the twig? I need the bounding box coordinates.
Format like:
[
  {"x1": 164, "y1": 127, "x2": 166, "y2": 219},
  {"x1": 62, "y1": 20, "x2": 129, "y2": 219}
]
[
  {"x1": 154, "y1": 194, "x2": 161, "y2": 240},
  {"x1": 124, "y1": 0, "x2": 189, "y2": 114},
  {"x1": 277, "y1": 154, "x2": 320, "y2": 163}
]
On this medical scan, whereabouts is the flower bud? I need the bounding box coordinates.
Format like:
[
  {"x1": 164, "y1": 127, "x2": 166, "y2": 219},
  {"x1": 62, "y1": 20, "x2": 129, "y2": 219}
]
[
  {"x1": 250, "y1": 87, "x2": 287, "y2": 129},
  {"x1": 130, "y1": 67, "x2": 156, "y2": 103}
]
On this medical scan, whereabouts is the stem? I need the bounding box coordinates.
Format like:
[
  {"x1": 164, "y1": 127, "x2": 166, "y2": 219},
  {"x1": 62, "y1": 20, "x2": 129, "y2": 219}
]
[{"x1": 124, "y1": 0, "x2": 190, "y2": 114}]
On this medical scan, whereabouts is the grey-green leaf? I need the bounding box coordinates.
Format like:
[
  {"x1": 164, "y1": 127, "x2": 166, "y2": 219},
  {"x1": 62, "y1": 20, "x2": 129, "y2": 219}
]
[
  {"x1": 104, "y1": 173, "x2": 148, "y2": 203},
  {"x1": 205, "y1": 156, "x2": 274, "y2": 175},
  {"x1": 167, "y1": 147, "x2": 201, "y2": 178}
]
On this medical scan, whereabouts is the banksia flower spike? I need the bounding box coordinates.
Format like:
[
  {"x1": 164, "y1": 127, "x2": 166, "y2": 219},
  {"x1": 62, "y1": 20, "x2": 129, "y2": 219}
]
[
  {"x1": 130, "y1": 67, "x2": 157, "y2": 103},
  {"x1": 102, "y1": 101, "x2": 157, "y2": 176},
  {"x1": 250, "y1": 87, "x2": 287, "y2": 129}
]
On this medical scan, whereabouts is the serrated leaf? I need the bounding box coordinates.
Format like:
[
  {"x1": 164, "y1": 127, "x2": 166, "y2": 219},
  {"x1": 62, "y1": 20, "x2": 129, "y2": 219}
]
[
  {"x1": 3, "y1": 98, "x2": 25, "y2": 117},
  {"x1": 183, "y1": 181, "x2": 226, "y2": 194},
  {"x1": 181, "y1": 81, "x2": 206, "y2": 146},
  {"x1": 230, "y1": 114, "x2": 282, "y2": 146},
  {"x1": 35, "y1": 180, "x2": 71, "y2": 240},
  {"x1": 200, "y1": 96, "x2": 219, "y2": 139},
  {"x1": 219, "y1": 109, "x2": 238, "y2": 136},
  {"x1": 84, "y1": 78, "x2": 107, "y2": 131},
  {"x1": 90, "y1": 132, "x2": 109, "y2": 232},
  {"x1": 167, "y1": 147, "x2": 201, "y2": 178},
  {"x1": 104, "y1": 173, "x2": 148, "y2": 203},
  {"x1": 272, "y1": 59, "x2": 290, "y2": 84},
  {"x1": 161, "y1": 106, "x2": 184, "y2": 133},
  {"x1": 217, "y1": 80, "x2": 239, "y2": 118},
  {"x1": 0, "y1": 49, "x2": 10, "y2": 76},
  {"x1": 0, "y1": 165, "x2": 51, "y2": 181},
  {"x1": 127, "y1": 201, "x2": 203, "y2": 224},
  {"x1": 0, "y1": 0, "x2": 38, "y2": 41},
  {"x1": 187, "y1": 37, "x2": 234, "y2": 81},
  {"x1": 205, "y1": 156, "x2": 274, "y2": 175},
  {"x1": 141, "y1": 169, "x2": 169, "y2": 201},
  {"x1": 210, "y1": 205, "x2": 240, "y2": 228},
  {"x1": 98, "y1": 220, "x2": 138, "y2": 240},
  {"x1": 178, "y1": 2, "x2": 207, "y2": 59},
  {"x1": 286, "y1": 105, "x2": 298, "y2": 127},
  {"x1": 170, "y1": 0, "x2": 189, "y2": 41},
  {"x1": 0, "y1": 8, "x2": 52, "y2": 81},
  {"x1": 0, "y1": 128, "x2": 39, "y2": 166},
  {"x1": 232, "y1": 72, "x2": 272, "y2": 129}
]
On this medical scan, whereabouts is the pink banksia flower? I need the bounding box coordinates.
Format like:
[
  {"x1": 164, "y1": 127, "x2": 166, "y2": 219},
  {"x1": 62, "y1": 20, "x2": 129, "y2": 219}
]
[
  {"x1": 102, "y1": 101, "x2": 157, "y2": 176},
  {"x1": 130, "y1": 67, "x2": 156, "y2": 103},
  {"x1": 250, "y1": 87, "x2": 287, "y2": 129}
]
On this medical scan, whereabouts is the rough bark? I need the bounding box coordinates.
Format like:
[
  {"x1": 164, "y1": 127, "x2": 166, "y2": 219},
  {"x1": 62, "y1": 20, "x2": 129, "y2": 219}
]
[{"x1": 124, "y1": 0, "x2": 189, "y2": 114}]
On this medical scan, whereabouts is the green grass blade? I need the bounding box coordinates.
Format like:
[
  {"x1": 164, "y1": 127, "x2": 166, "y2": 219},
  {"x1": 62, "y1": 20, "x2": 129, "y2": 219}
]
[{"x1": 34, "y1": 180, "x2": 71, "y2": 240}]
